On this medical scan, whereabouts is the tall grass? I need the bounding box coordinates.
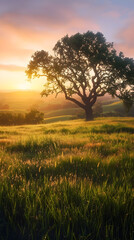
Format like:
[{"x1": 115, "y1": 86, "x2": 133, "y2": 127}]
[{"x1": 0, "y1": 117, "x2": 134, "y2": 240}]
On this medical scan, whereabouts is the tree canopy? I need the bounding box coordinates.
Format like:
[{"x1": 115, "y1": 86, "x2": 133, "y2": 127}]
[{"x1": 26, "y1": 31, "x2": 134, "y2": 120}]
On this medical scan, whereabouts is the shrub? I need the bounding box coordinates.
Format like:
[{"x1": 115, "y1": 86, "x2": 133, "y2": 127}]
[{"x1": 0, "y1": 109, "x2": 44, "y2": 126}]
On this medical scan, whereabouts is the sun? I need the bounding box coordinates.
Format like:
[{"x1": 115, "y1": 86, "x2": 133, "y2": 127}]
[{"x1": 17, "y1": 82, "x2": 31, "y2": 91}]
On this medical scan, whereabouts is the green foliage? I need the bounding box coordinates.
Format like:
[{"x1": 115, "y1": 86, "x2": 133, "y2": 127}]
[
  {"x1": 25, "y1": 109, "x2": 44, "y2": 124},
  {"x1": 0, "y1": 109, "x2": 44, "y2": 126},
  {"x1": 0, "y1": 118, "x2": 134, "y2": 240},
  {"x1": 0, "y1": 112, "x2": 25, "y2": 125},
  {"x1": 26, "y1": 31, "x2": 134, "y2": 120}
]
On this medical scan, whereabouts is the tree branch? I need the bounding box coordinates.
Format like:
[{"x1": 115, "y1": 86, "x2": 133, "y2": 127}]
[{"x1": 66, "y1": 96, "x2": 85, "y2": 109}]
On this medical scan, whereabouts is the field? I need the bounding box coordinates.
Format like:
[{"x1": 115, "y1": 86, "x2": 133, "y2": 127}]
[{"x1": 0, "y1": 117, "x2": 134, "y2": 240}]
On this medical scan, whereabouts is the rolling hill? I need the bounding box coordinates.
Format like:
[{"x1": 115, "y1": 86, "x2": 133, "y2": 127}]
[{"x1": 0, "y1": 91, "x2": 133, "y2": 122}]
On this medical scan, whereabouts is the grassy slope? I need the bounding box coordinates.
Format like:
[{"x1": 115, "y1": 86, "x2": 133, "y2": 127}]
[
  {"x1": 44, "y1": 108, "x2": 84, "y2": 118},
  {"x1": 0, "y1": 117, "x2": 134, "y2": 240},
  {"x1": 103, "y1": 101, "x2": 134, "y2": 116},
  {"x1": 103, "y1": 101, "x2": 122, "y2": 112}
]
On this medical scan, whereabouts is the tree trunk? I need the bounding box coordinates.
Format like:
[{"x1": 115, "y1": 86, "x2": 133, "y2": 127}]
[{"x1": 85, "y1": 107, "x2": 93, "y2": 121}]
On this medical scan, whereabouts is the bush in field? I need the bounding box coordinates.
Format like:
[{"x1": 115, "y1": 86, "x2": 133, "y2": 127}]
[
  {"x1": 0, "y1": 109, "x2": 44, "y2": 125},
  {"x1": 25, "y1": 109, "x2": 44, "y2": 124},
  {"x1": 0, "y1": 112, "x2": 16, "y2": 125}
]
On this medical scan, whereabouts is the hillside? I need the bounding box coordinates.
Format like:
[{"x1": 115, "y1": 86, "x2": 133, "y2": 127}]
[
  {"x1": 0, "y1": 91, "x2": 133, "y2": 122},
  {"x1": 0, "y1": 117, "x2": 133, "y2": 240}
]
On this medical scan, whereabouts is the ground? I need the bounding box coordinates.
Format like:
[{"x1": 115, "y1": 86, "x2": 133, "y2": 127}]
[{"x1": 0, "y1": 117, "x2": 134, "y2": 240}]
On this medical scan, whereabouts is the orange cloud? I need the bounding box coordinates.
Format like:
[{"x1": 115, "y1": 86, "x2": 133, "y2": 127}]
[
  {"x1": 0, "y1": 64, "x2": 25, "y2": 72},
  {"x1": 0, "y1": 11, "x2": 100, "y2": 64}
]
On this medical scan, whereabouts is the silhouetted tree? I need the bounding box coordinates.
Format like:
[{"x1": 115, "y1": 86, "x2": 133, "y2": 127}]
[
  {"x1": 26, "y1": 31, "x2": 134, "y2": 120},
  {"x1": 25, "y1": 109, "x2": 44, "y2": 124}
]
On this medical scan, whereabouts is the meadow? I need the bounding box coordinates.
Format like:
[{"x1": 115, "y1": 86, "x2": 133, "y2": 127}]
[{"x1": 0, "y1": 117, "x2": 134, "y2": 240}]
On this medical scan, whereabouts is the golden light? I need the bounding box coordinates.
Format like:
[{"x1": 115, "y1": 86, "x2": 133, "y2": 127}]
[{"x1": 17, "y1": 81, "x2": 31, "y2": 91}]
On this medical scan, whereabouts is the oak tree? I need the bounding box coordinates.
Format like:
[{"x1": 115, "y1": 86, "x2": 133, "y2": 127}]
[{"x1": 26, "y1": 31, "x2": 134, "y2": 120}]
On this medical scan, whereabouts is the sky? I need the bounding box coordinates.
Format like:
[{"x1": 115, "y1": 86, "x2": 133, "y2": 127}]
[{"x1": 0, "y1": 0, "x2": 134, "y2": 91}]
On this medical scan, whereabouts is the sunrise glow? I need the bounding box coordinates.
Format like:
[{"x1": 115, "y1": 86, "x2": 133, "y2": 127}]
[
  {"x1": 0, "y1": 1, "x2": 134, "y2": 92},
  {"x1": 17, "y1": 82, "x2": 31, "y2": 91}
]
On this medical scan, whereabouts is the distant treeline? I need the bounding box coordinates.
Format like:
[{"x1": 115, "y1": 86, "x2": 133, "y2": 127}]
[
  {"x1": 0, "y1": 104, "x2": 9, "y2": 110},
  {"x1": 0, "y1": 109, "x2": 44, "y2": 126}
]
